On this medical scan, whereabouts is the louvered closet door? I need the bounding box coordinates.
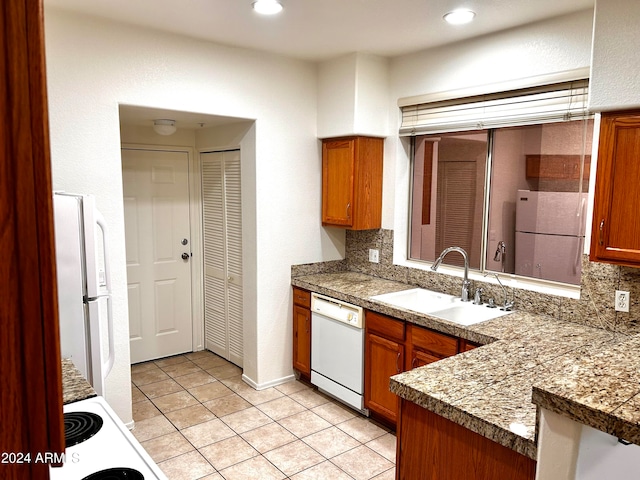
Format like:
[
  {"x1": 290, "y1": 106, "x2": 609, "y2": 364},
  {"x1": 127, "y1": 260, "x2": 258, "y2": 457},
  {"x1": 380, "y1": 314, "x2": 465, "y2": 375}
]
[{"x1": 201, "y1": 150, "x2": 243, "y2": 367}]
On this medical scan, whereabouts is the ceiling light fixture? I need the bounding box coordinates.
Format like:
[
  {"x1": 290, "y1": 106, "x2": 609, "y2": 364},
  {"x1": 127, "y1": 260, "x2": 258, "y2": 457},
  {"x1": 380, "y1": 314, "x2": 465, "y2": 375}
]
[
  {"x1": 252, "y1": 0, "x2": 283, "y2": 15},
  {"x1": 443, "y1": 9, "x2": 476, "y2": 25},
  {"x1": 152, "y1": 119, "x2": 177, "y2": 136}
]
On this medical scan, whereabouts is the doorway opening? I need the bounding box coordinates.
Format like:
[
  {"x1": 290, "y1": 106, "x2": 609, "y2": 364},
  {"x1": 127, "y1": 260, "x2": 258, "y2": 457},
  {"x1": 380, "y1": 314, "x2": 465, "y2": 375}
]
[{"x1": 118, "y1": 105, "x2": 254, "y2": 370}]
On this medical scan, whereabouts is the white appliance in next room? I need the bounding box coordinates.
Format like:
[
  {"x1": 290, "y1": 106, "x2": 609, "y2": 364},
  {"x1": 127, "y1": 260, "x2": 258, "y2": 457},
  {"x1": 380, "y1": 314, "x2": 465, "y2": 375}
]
[
  {"x1": 54, "y1": 193, "x2": 114, "y2": 396},
  {"x1": 49, "y1": 396, "x2": 167, "y2": 479},
  {"x1": 311, "y1": 293, "x2": 366, "y2": 413},
  {"x1": 515, "y1": 189, "x2": 588, "y2": 285}
]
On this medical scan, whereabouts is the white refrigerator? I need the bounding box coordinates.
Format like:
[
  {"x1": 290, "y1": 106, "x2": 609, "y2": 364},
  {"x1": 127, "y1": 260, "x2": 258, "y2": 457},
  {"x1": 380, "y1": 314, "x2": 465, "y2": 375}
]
[
  {"x1": 53, "y1": 192, "x2": 114, "y2": 396},
  {"x1": 515, "y1": 189, "x2": 588, "y2": 285}
]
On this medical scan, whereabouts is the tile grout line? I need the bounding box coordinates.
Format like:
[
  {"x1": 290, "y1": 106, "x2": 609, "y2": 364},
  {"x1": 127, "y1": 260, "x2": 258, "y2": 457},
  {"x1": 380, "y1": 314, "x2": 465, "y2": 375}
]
[{"x1": 131, "y1": 351, "x2": 395, "y2": 479}]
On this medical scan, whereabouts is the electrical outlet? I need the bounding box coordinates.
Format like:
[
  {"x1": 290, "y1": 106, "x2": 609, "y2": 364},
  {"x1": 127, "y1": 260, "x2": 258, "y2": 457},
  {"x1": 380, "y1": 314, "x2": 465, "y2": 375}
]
[
  {"x1": 369, "y1": 249, "x2": 380, "y2": 263},
  {"x1": 615, "y1": 290, "x2": 630, "y2": 312}
]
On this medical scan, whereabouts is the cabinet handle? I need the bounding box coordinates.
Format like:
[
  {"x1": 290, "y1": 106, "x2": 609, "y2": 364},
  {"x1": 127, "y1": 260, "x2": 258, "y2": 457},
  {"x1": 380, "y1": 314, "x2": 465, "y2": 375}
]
[
  {"x1": 346, "y1": 202, "x2": 351, "y2": 219},
  {"x1": 411, "y1": 357, "x2": 417, "y2": 369},
  {"x1": 599, "y1": 219, "x2": 605, "y2": 246},
  {"x1": 396, "y1": 352, "x2": 401, "y2": 373},
  {"x1": 305, "y1": 316, "x2": 309, "y2": 334}
]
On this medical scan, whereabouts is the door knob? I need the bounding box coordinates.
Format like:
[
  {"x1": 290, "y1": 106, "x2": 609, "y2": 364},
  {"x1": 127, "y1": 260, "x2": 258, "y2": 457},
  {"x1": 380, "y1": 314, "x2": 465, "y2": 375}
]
[{"x1": 181, "y1": 252, "x2": 190, "y2": 260}]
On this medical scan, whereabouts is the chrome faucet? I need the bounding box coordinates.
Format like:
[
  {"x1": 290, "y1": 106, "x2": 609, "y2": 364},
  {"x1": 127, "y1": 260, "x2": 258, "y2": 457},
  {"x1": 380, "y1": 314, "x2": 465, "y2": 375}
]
[
  {"x1": 431, "y1": 246, "x2": 471, "y2": 302},
  {"x1": 485, "y1": 273, "x2": 514, "y2": 311}
]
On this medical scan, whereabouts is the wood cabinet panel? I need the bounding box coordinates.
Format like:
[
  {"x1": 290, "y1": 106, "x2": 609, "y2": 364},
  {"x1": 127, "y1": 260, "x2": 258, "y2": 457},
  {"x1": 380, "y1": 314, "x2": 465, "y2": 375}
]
[
  {"x1": 459, "y1": 339, "x2": 480, "y2": 352},
  {"x1": 322, "y1": 139, "x2": 354, "y2": 226},
  {"x1": 293, "y1": 286, "x2": 311, "y2": 309},
  {"x1": 366, "y1": 310, "x2": 405, "y2": 342},
  {"x1": 397, "y1": 399, "x2": 536, "y2": 480},
  {"x1": 1, "y1": 1, "x2": 64, "y2": 477},
  {"x1": 590, "y1": 111, "x2": 640, "y2": 266},
  {"x1": 363, "y1": 309, "x2": 486, "y2": 427},
  {"x1": 292, "y1": 305, "x2": 311, "y2": 376},
  {"x1": 292, "y1": 288, "x2": 311, "y2": 377},
  {"x1": 364, "y1": 331, "x2": 404, "y2": 424},
  {"x1": 321, "y1": 136, "x2": 383, "y2": 230},
  {"x1": 407, "y1": 324, "x2": 458, "y2": 370}
]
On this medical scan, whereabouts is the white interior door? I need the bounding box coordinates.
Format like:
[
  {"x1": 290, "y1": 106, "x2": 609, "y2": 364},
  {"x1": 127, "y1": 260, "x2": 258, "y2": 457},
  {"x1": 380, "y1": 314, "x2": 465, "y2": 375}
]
[
  {"x1": 122, "y1": 148, "x2": 193, "y2": 363},
  {"x1": 201, "y1": 150, "x2": 243, "y2": 367}
]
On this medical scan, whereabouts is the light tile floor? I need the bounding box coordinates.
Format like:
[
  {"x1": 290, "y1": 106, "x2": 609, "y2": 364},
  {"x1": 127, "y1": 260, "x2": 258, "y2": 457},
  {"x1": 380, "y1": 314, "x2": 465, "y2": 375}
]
[{"x1": 131, "y1": 350, "x2": 396, "y2": 480}]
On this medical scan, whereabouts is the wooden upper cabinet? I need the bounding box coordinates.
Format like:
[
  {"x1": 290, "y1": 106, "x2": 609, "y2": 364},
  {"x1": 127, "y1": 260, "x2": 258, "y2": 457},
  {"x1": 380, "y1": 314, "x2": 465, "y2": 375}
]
[
  {"x1": 322, "y1": 136, "x2": 383, "y2": 230},
  {"x1": 590, "y1": 111, "x2": 640, "y2": 267}
]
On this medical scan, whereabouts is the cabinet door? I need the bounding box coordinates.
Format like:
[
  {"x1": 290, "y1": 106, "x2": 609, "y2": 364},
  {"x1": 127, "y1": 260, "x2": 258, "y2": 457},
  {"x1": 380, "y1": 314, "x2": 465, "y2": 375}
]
[
  {"x1": 410, "y1": 349, "x2": 443, "y2": 369},
  {"x1": 407, "y1": 324, "x2": 458, "y2": 370},
  {"x1": 365, "y1": 332, "x2": 404, "y2": 424},
  {"x1": 322, "y1": 139, "x2": 355, "y2": 226},
  {"x1": 591, "y1": 111, "x2": 640, "y2": 266},
  {"x1": 397, "y1": 400, "x2": 536, "y2": 480},
  {"x1": 293, "y1": 305, "x2": 311, "y2": 376}
]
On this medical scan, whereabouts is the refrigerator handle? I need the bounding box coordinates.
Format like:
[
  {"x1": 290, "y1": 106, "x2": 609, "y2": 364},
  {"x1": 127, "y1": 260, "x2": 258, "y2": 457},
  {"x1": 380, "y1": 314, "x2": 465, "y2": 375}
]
[
  {"x1": 95, "y1": 211, "x2": 115, "y2": 376},
  {"x1": 104, "y1": 295, "x2": 115, "y2": 376}
]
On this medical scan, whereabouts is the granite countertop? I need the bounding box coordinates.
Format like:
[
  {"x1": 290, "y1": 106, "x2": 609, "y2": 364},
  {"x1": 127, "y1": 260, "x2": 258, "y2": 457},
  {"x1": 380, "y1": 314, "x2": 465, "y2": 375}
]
[
  {"x1": 292, "y1": 271, "x2": 640, "y2": 460},
  {"x1": 61, "y1": 358, "x2": 96, "y2": 404}
]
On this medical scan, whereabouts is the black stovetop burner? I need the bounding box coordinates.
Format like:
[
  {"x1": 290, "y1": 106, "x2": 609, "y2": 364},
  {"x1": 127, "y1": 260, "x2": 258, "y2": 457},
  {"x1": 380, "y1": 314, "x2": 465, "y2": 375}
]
[
  {"x1": 82, "y1": 468, "x2": 144, "y2": 480},
  {"x1": 64, "y1": 411, "x2": 104, "y2": 448}
]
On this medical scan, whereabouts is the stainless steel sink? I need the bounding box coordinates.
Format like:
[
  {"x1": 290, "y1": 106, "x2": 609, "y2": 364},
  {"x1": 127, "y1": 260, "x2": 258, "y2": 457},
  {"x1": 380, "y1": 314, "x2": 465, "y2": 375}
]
[{"x1": 370, "y1": 288, "x2": 514, "y2": 326}]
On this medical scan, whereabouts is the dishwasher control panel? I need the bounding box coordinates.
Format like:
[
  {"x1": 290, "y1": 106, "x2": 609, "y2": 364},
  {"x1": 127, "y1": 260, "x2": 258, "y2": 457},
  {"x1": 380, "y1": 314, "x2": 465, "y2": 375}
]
[{"x1": 311, "y1": 293, "x2": 364, "y2": 329}]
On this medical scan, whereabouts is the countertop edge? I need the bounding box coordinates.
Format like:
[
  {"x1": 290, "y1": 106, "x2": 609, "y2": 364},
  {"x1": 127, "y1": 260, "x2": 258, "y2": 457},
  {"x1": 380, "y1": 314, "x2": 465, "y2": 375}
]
[
  {"x1": 292, "y1": 270, "x2": 640, "y2": 458},
  {"x1": 391, "y1": 377, "x2": 537, "y2": 460},
  {"x1": 61, "y1": 358, "x2": 96, "y2": 405}
]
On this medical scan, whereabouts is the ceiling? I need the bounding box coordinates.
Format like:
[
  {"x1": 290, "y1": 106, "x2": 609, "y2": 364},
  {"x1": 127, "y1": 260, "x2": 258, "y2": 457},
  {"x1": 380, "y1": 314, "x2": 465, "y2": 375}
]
[
  {"x1": 45, "y1": 0, "x2": 594, "y2": 62},
  {"x1": 55, "y1": 0, "x2": 594, "y2": 129}
]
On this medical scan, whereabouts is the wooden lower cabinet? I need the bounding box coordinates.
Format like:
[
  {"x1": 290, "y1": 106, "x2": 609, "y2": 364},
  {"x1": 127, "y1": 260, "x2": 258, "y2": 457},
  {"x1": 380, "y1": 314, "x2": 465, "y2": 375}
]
[
  {"x1": 365, "y1": 311, "x2": 405, "y2": 425},
  {"x1": 364, "y1": 310, "x2": 461, "y2": 427},
  {"x1": 397, "y1": 399, "x2": 536, "y2": 480},
  {"x1": 459, "y1": 338, "x2": 481, "y2": 352},
  {"x1": 407, "y1": 323, "x2": 458, "y2": 369},
  {"x1": 292, "y1": 287, "x2": 311, "y2": 378}
]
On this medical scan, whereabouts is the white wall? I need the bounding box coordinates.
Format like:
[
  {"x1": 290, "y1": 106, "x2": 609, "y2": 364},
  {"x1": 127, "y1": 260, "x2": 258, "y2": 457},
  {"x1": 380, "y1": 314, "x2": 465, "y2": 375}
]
[
  {"x1": 589, "y1": 0, "x2": 640, "y2": 111},
  {"x1": 44, "y1": 7, "x2": 331, "y2": 423},
  {"x1": 387, "y1": 9, "x2": 595, "y2": 265},
  {"x1": 317, "y1": 53, "x2": 390, "y2": 138}
]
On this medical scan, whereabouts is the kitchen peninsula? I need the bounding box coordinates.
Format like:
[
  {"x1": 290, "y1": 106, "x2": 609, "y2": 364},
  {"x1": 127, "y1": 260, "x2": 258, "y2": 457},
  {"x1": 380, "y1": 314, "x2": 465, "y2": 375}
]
[{"x1": 292, "y1": 269, "x2": 640, "y2": 479}]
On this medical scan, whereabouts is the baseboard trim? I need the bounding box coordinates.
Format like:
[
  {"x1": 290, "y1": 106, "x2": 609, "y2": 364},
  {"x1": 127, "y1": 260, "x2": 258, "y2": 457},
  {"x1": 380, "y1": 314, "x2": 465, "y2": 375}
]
[{"x1": 241, "y1": 373, "x2": 296, "y2": 391}]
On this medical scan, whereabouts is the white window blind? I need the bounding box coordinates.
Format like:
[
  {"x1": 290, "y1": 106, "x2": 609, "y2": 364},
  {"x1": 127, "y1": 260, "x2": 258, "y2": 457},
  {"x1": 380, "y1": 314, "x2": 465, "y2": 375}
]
[{"x1": 400, "y1": 79, "x2": 591, "y2": 136}]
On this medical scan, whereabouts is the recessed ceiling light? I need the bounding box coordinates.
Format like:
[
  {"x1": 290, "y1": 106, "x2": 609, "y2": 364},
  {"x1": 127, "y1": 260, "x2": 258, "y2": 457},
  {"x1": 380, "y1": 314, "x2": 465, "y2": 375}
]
[
  {"x1": 253, "y1": 0, "x2": 283, "y2": 15},
  {"x1": 443, "y1": 9, "x2": 476, "y2": 25}
]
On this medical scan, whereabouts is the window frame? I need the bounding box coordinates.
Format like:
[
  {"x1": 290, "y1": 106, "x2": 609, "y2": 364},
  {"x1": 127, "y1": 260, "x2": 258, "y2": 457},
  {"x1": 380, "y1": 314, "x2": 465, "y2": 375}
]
[{"x1": 404, "y1": 118, "x2": 596, "y2": 299}]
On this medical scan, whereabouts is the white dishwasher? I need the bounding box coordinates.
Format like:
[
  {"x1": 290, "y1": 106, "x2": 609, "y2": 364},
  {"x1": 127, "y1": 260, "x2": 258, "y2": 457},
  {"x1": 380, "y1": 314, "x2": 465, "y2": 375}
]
[{"x1": 311, "y1": 292, "x2": 366, "y2": 413}]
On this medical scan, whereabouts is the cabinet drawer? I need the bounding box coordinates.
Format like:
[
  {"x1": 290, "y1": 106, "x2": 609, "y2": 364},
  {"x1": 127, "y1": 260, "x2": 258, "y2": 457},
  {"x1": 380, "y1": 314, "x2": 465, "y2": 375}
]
[
  {"x1": 410, "y1": 324, "x2": 458, "y2": 358},
  {"x1": 292, "y1": 287, "x2": 311, "y2": 308},
  {"x1": 366, "y1": 311, "x2": 405, "y2": 342}
]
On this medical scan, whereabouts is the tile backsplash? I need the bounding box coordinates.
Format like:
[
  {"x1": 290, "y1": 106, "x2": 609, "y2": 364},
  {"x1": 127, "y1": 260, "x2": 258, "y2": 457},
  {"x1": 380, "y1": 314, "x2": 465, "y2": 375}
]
[{"x1": 293, "y1": 229, "x2": 640, "y2": 335}]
